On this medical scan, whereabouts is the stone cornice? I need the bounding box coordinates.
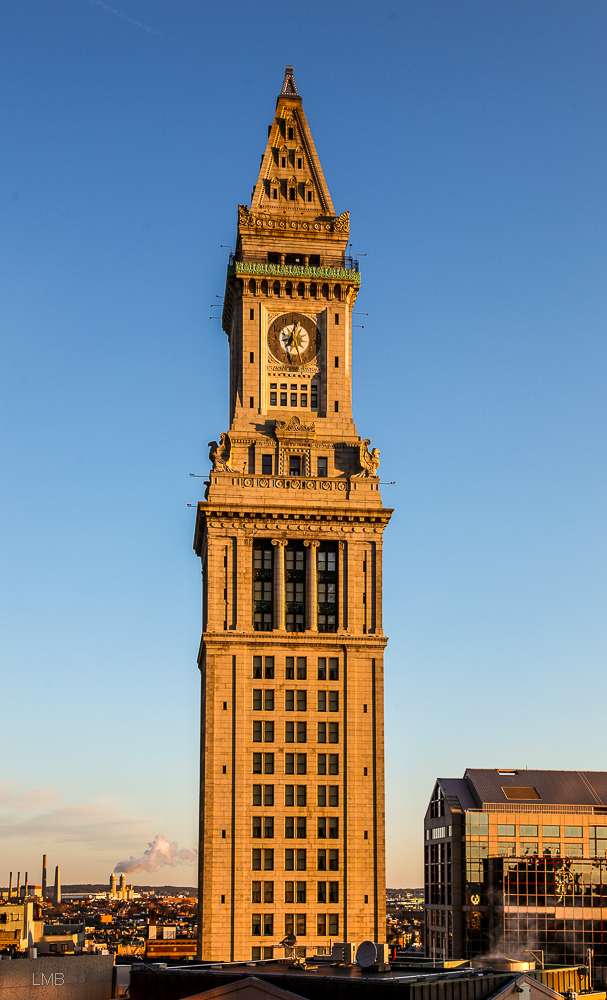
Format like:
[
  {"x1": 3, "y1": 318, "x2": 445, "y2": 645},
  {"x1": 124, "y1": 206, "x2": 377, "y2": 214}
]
[
  {"x1": 201, "y1": 632, "x2": 389, "y2": 651},
  {"x1": 228, "y1": 261, "x2": 361, "y2": 284}
]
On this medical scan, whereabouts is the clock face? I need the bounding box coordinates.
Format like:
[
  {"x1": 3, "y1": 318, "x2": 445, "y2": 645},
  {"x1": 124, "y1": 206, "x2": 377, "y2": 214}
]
[{"x1": 267, "y1": 312, "x2": 320, "y2": 367}]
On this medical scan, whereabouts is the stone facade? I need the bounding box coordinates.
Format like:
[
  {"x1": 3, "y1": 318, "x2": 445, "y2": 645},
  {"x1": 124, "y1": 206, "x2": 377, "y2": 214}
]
[{"x1": 194, "y1": 67, "x2": 392, "y2": 962}]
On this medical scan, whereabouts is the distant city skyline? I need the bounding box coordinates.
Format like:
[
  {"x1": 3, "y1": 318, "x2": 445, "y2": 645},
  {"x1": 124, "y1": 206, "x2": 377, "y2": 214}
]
[{"x1": 2, "y1": 0, "x2": 607, "y2": 887}]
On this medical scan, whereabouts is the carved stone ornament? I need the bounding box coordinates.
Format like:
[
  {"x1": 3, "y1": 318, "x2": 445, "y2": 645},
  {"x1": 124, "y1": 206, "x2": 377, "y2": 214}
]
[
  {"x1": 208, "y1": 432, "x2": 236, "y2": 472},
  {"x1": 333, "y1": 211, "x2": 350, "y2": 233},
  {"x1": 352, "y1": 438, "x2": 380, "y2": 479},
  {"x1": 274, "y1": 415, "x2": 316, "y2": 443}
]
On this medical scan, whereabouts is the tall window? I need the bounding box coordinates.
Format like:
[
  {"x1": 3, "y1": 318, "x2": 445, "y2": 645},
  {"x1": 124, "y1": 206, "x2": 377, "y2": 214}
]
[
  {"x1": 317, "y1": 544, "x2": 337, "y2": 632},
  {"x1": 253, "y1": 541, "x2": 273, "y2": 631},
  {"x1": 286, "y1": 543, "x2": 305, "y2": 632}
]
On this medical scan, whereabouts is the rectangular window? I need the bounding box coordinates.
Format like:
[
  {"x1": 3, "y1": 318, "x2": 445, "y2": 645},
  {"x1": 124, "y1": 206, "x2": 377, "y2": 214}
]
[
  {"x1": 317, "y1": 658, "x2": 326, "y2": 681},
  {"x1": 270, "y1": 391, "x2": 277, "y2": 406},
  {"x1": 317, "y1": 691, "x2": 326, "y2": 712},
  {"x1": 311, "y1": 387, "x2": 318, "y2": 409},
  {"x1": 253, "y1": 656, "x2": 263, "y2": 679},
  {"x1": 543, "y1": 842, "x2": 561, "y2": 856},
  {"x1": 290, "y1": 392, "x2": 298, "y2": 407},
  {"x1": 334, "y1": 400, "x2": 339, "y2": 412},
  {"x1": 498, "y1": 824, "x2": 516, "y2": 837},
  {"x1": 297, "y1": 754, "x2": 307, "y2": 774},
  {"x1": 521, "y1": 842, "x2": 538, "y2": 855},
  {"x1": 253, "y1": 690, "x2": 262, "y2": 711},
  {"x1": 317, "y1": 882, "x2": 326, "y2": 903},
  {"x1": 296, "y1": 849, "x2": 307, "y2": 871},
  {"x1": 543, "y1": 825, "x2": 560, "y2": 837},
  {"x1": 285, "y1": 817, "x2": 294, "y2": 839},
  {"x1": 318, "y1": 723, "x2": 326, "y2": 743},
  {"x1": 297, "y1": 690, "x2": 307, "y2": 711},
  {"x1": 280, "y1": 392, "x2": 287, "y2": 406},
  {"x1": 328, "y1": 722, "x2": 339, "y2": 743},
  {"x1": 564, "y1": 843, "x2": 584, "y2": 857},
  {"x1": 328, "y1": 787, "x2": 338, "y2": 808},
  {"x1": 329, "y1": 754, "x2": 339, "y2": 775},
  {"x1": 264, "y1": 721, "x2": 274, "y2": 742},
  {"x1": 253, "y1": 754, "x2": 262, "y2": 774},
  {"x1": 252, "y1": 817, "x2": 262, "y2": 839},
  {"x1": 317, "y1": 850, "x2": 326, "y2": 871},
  {"x1": 253, "y1": 721, "x2": 262, "y2": 742},
  {"x1": 296, "y1": 881, "x2": 306, "y2": 903},
  {"x1": 318, "y1": 817, "x2": 326, "y2": 838},
  {"x1": 307, "y1": 191, "x2": 313, "y2": 202},
  {"x1": 317, "y1": 785, "x2": 326, "y2": 807},
  {"x1": 564, "y1": 826, "x2": 583, "y2": 838},
  {"x1": 497, "y1": 842, "x2": 517, "y2": 856},
  {"x1": 264, "y1": 914, "x2": 273, "y2": 936},
  {"x1": 300, "y1": 393, "x2": 307, "y2": 407},
  {"x1": 253, "y1": 785, "x2": 262, "y2": 806},
  {"x1": 252, "y1": 850, "x2": 261, "y2": 870},
  {"x1": 289, "y1": 187, "x2": 296, "y2": 200},
  {"x1": 317, "y1": 545, "x2": 338, "y2": 633},
  {"x1": 252, "y1": 914, "x2": 261, "y2": 936},
  {"x1": 264, "y1": 753, "x2": 274, "y2": 774},
  {"x1": 296, "y1": 913, "x2": 306, "y2": 935},
  {"x1": 285, "y1": 882, "x2": 294, "y2": 903},
  {"x1": 285, "y1": 721, "x2": 294, "y2": 743},
  {"x1": 285, "y1": 690, "x2": 294, "y2": 711},
  {"x1": 317, "y1": 456, "x2": 327, "y2": 477},
  {"x1": 262, "y1": 454, "x2": 273, "y2": 474},
  {"x1": 285, "y1": 754, "x2": 294, "y2": 774},
  {"x1": 329, "y1": 817, "x2": 339, "y2": 839},
  {"x1": 329, "y1": 914, "x2": 339, "y2": 936},
  {"x1": 264, "y1": 690, "x2": 274, "y2": 711},
  {"x1": 285, "y1": 785, "x2": 294, "y2": 807},
  {"x1": 286, "y1": 544, "x2": 305, "y2": 632},
  {"x1": 264, "y1": 785, "x2": 274, "y2": 806},
  {"x1": 284, "y1": 914, "x2": 294, "y2": 935},
  {"x1": 298, "y1": 157, "x2": 302, "y2": 169},
  {"x1": 297, "y1": 785, "x2": 307, "y2": 806},
  {"x1": 250, "y1": 397, "x2": 254, "y2": 408},
  {"x1": 264, "y1": 849, "x2": 274, "y2": 870},
  {"x1": 329, "y1": 850, "x2": 339, "y2": 871},
  {"x1": 297, "y1": 817, "x2": 307, "y2": 839},
  {"x1": 286, "y1": 657, "x2": 294, "y2": 679},
  {"x1": 317, "y1": 913, "x2": 326, "y2": 935},
  {"x1": 329, "y1": 881, "x2": 339, "y2": 903},
  {"x1": 328, "y1": 691, "x2": 339, "y2": 712},
  {"x1": 264, "y1": 817, "x2": 274, "y2": 838},
  {"x1": 251, "y1": 881, "x2": 261, "y2": 903},
  {"x1": 285, "y1": 849, "x2": 294, "y2": 871},
  {"x1": 520, "y1": 825, "x2": 538, "y2": 837},
  {"x1": 264, "y1": 657, "x2": 274, "y2": 678},
  {"x1": 329, "y1": 658, "x2": 339, "y2": 681},
  {"x1": 253, "y1": 543, "x2": 273, "y2": 632},
  {"x1": 297, "y1": 657, "x2": 307, "y2": 679},
  {"x1": 317, "y1": 754, "x2": 326, "y2": 775}
]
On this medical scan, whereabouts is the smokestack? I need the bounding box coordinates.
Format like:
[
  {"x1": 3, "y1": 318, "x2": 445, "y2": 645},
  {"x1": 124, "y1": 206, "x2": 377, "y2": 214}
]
[
  {"x1": 42, "y1": 856, "x2": 47, "y2": 899},
  {"x1": 8, "y1": 873, "x2": 12, "y2": 899},
  {"x1": 16, "y1": 873, "x2": 20, "y2": 899},
  {"x1": 109, "y1": 874, "x2": 116, "y2": 896},
  {"x1": 24, "y1": 873, "x2": 29, "y2": 899},
  {"x1": 119, "y1": 874, "x2": 126, "y2": 891},
  {"x1": 53, "y1": 865, "x2": 61, "y2": 905}
]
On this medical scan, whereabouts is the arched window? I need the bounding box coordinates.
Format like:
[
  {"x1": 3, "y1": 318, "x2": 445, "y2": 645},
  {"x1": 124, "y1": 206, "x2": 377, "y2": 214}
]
[
  {"x1": 321, "y1": 283, "x2": 329, "y2": 299},
  {"x1": 261, "y1": 279, "x2": 268, "y2": 295},
  {"x1": 297, "y1": 282, "x2": 305, "y2": 298},
  {"x1": 249, "y1": 279, "x2": 256, "y2": 295},
  {"x1": 334, "y1": 285, "x2": 341, "y2": 301},
  {"x1": 310, "y1": 283, "x2": 317, "y2": 299},
  {"x1": 273, "y1": 281, "x2": 281, "y2": 296},
  {"x1": 285, "y1": 281, "x2": 293, "y2": 298}
]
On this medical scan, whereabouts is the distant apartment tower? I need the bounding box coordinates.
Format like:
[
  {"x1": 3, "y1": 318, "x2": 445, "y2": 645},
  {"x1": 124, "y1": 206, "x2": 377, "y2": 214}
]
[
  {"x1": 424, "y1": 768, "x2": 607, "y2": 977},
  {"x1": 193, "y1": 67, "x2": 391, "y2": 961}
]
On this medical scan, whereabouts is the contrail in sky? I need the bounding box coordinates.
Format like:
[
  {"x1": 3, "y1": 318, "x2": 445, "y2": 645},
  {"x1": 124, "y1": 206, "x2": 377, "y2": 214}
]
[{"x1": 87, "y1": 0, "x2": 169, "y2": 39}]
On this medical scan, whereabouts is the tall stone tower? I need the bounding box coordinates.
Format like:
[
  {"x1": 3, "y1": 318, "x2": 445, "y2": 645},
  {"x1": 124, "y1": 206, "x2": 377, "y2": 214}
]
[{"x1": 194, "y1": 66, "x2": 392, "y2": 962}]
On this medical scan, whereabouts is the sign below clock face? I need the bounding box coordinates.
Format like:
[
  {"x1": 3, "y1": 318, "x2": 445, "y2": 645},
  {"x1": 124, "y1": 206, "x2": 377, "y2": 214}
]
[{"x1": 268, "y1": 312, "x2": 320, "y2": 367}]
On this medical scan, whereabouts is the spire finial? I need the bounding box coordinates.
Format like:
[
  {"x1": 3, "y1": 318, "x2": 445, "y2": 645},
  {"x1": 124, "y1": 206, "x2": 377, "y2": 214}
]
[{"x1": 281, "y1": 66, "x2": 299, "y2": 97}]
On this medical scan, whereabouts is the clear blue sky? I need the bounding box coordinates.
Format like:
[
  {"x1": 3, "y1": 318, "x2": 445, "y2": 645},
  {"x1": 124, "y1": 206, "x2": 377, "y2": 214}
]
[{"x1": 1, "y1": 0, "x2": 606, "y2": 888}]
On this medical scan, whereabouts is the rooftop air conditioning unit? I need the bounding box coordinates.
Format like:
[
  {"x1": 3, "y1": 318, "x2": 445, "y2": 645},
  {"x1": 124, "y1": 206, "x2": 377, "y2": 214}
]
[{"x1": 332, "y1": 942, "x2": 356, "y2": 965}]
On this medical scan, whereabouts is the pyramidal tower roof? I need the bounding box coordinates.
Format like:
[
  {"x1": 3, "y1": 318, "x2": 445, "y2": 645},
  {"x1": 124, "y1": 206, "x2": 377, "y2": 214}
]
[{"x1": 245, "y1": 65, "x2": 337, "y2": 221}]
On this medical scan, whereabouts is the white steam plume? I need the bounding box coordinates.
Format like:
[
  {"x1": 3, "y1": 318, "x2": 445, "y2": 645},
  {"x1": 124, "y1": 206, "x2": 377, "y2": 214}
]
[{"x1": 114, "y1": 834, "x2": 197, "y2": 874}]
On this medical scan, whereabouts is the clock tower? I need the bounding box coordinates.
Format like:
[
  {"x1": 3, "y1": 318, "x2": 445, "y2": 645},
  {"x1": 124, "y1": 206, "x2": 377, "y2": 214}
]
[{"x1": 194, "y1": 67, "x2": 392, "y2": 962}]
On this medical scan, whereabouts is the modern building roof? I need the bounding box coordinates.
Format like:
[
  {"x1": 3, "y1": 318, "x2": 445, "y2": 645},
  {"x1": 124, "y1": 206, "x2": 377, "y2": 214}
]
[{"x1": 436, "y1": 769, "x2": 607, "y2": 810}]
